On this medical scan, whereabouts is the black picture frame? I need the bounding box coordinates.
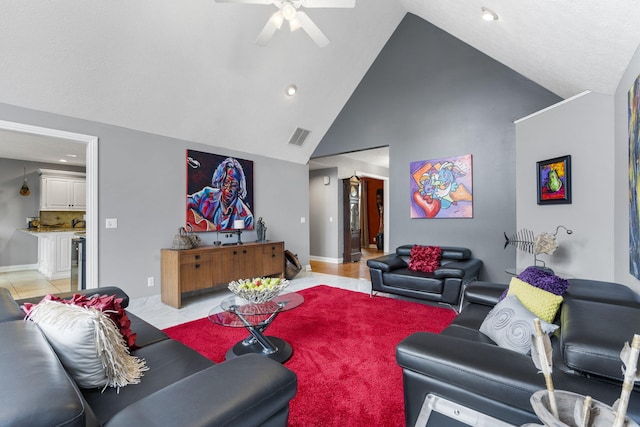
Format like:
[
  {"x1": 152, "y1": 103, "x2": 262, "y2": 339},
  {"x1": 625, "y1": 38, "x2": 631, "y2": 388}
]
[{"x1": 537, "y1": 155, "x2": 572, "y2": 205}]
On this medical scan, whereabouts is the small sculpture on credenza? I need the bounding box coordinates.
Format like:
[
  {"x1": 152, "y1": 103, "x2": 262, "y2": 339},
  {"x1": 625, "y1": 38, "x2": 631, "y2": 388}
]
[{"x1": 256, "y1": 217, "x2": 267, "y2": 242}]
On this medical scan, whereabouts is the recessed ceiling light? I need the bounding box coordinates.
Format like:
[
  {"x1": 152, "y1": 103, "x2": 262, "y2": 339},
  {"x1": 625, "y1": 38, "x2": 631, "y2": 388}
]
[
  {"x1": 58, "y1": 159, "x2": 68, "y2": 163},
  {"x1": 66, "y1": 154, "x2": 78, "y2": 158},
  {"x1": 286, "y1": 84, "x2": 298, "y2": 96},
  {"x1": 481, "y1": 7, "x2": 499, "y2": 21}
]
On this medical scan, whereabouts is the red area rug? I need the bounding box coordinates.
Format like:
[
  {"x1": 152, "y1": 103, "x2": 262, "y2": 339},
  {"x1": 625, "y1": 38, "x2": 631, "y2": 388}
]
[{"x1": 163, "y1": 285, "x2": 456, "y2": 426}]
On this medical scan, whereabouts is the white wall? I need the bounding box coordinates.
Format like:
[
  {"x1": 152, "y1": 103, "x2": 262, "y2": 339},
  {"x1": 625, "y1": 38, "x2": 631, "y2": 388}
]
[
  {"x1": 309, "y1": 168, "x2": 340, "y2": 262},
  {"x1": 515, "y1": 91, "x2": 615, "y2": 280},
  {"x1": 615, "y1": 43, "x2": 640, "y2": 293}
]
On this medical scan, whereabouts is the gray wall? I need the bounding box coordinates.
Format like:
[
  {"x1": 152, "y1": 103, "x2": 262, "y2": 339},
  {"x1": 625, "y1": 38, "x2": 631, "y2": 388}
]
[
  {"x1": 0, "y1": 103, "x2": 310, "y2": 299},
  {"x1": 312, "y1": 13, "x2": 561, "y2": 282},
  {"x1": 0, "y1": 158, "x2": 84, "y2": 268}
]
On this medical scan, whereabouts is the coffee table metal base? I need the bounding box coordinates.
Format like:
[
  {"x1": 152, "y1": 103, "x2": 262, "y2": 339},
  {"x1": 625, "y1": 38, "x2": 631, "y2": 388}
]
[{"x1": 226, "y1": 336, "x2": 293, "y2": 363}]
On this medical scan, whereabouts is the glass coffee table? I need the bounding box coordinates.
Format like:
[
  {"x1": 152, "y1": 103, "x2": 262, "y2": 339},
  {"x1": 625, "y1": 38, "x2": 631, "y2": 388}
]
[{"x1": 208, "y1": 292, "x2": 304, "y2": 363}]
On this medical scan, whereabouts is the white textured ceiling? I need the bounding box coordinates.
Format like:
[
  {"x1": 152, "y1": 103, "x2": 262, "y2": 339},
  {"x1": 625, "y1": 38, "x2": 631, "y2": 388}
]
[
  {"x1": 400, "y1": 0, "x2": 640, "y2": 98},
  {"x1": 1, "y1": 0, "x2": 639, "y2": 166}
]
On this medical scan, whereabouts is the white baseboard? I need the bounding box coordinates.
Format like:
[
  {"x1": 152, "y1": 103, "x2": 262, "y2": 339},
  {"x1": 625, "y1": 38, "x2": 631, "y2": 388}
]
[
  {"x1": 0, "y1": 263, "x2": 39, "y2": 273},
  {"x1": 309, "y1": 255, "x2": 343, "y2": 264}
]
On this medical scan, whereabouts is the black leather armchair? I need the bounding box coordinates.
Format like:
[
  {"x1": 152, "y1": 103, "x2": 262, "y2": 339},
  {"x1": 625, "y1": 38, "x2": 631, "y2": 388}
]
[{"x1": 367, "y1": 245, "x2": 482, "y2": 310}]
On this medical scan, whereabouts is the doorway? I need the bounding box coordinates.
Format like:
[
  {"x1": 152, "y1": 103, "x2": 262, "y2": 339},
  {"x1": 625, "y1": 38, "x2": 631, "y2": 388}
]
[
  {"x1": 0, "y1": 120, "x2": 98, "y2": 293},
  {"x1": 308, "y1": 147, "x2": 390, "y2": 264}
]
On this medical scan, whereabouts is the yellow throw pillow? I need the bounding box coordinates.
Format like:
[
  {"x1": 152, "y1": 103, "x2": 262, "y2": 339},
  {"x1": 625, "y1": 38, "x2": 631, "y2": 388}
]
[{"x1": 507, "y1": 277, "x2": 563, "y2": 323}]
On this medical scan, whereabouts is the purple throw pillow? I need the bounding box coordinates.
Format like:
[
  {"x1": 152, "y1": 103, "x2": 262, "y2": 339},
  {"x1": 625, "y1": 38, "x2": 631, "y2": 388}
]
[
  {"x1": 498, "y1": 266, "x2": 570, "y2": 301},
  {"x1": 517, "y1": 266, "x2": 570, "y2": 296}
]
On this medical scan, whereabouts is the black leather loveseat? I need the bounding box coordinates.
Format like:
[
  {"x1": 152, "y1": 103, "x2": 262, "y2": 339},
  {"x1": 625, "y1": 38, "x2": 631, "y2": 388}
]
[
  {"x1": 396, "y1": 279, "x2": 640, "y2": 426},
  {"x1": 0, "y1": 286, "x2": 297, "y2": 427},
  {"x1": 367, "y1": 245, "x2": 482, "y2": 310}
]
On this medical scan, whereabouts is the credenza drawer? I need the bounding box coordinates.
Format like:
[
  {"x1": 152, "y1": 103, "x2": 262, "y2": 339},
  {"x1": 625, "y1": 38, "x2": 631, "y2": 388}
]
[
  {"x1": 262, "y1": 243, "x2": 284, "y2": 255},
  {"x1": 179, "y1": 252, "x2": 211, "y2": 264}
]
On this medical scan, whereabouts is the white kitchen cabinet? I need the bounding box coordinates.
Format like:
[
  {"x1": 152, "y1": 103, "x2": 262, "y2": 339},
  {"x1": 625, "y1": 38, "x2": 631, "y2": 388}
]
[
  {"x1": 39, "y1": 169, "x2": 86, "y2": 211},
  {"x1": 37, "y1": 232, "x2": 75, "y2": 280}
]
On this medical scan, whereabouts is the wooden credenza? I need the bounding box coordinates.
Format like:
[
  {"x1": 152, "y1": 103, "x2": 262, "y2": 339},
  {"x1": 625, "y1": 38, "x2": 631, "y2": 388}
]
[{"x1": 161, "y1": 241, "x2": 285, "y2": 308}]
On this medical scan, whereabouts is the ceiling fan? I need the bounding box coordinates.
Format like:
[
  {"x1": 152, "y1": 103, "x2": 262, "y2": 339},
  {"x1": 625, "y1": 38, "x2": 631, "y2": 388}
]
[{"x1": 216, "y1": 0, "x2": 356, "y2": 47}]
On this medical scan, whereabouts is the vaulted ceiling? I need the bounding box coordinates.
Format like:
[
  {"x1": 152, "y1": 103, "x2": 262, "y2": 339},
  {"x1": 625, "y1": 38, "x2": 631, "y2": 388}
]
[{"x1": 1, "y1": 0, "x2": 639, "y2": 165}]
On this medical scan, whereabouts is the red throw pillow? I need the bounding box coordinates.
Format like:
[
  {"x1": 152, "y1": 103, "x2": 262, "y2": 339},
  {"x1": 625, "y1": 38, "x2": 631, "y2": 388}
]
[
  {"x1": 407, "y1": 245, "x2": 442, "y2": 273},
  {"x1": 23, "y1": 293, "x2": 137, "y2": 348}
]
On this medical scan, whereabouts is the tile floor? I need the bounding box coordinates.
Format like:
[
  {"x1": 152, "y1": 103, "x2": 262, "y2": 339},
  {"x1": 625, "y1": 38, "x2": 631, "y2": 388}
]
[
  {"x1": 0, "y1": 269, "x2": 375, "y2": 330},
  {"x1": 0, "y1": 270, "x2": 71, "y2": 300},
  {"x1": 127, "y1": 271, "x2": 374, "y2": 330}
]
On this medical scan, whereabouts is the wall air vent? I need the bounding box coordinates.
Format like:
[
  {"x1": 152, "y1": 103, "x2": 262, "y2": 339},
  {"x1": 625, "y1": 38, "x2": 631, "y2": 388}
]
[{"x1": 288, "y1": 127, "x2": 310, "y2": 146}]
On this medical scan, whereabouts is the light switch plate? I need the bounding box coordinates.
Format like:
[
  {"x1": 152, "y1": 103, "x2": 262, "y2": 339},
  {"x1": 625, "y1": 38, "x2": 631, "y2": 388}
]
[{"x1": 105, "y1": 218, "x2": 118, "y2": 229}]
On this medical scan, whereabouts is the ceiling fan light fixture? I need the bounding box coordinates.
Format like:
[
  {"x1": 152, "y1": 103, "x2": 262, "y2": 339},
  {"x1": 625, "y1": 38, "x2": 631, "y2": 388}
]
[
  {"x1": 481, "y1": 7, "x2": 498, "y2": 21},
  {"x1": 289, "y1": 17, "x2": 302, "y2": 32},
  {"x1": 270, "y1": 10, "x2": 284, "y2": 29},
  {"x1": 282, "y1": 3, "x2": 297, "y2": 21}
]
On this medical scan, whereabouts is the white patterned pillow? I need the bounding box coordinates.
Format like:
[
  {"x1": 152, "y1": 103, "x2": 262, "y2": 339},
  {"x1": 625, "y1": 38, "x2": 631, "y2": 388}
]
[
  {"x1": 479, "y1": 295, "x2": 558, "y2": 354},
  {"x1": 26, "y1": 300, "x2": 148, "y2": 390}
]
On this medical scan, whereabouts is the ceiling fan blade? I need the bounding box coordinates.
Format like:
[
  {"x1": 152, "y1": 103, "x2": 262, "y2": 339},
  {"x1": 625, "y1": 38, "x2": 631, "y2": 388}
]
[
  {"x1": 256, "y1": 18, "x2": 279, "y2": 46},
  {"x1": 296, "y1": 11, "x2": 329, "y2": 47},
  {"x1": 215, "y1": 0, "x2": 273, "y2": 4},
  {"x1": 300, "y1": 0, "x2": 355, "y2": 8}
]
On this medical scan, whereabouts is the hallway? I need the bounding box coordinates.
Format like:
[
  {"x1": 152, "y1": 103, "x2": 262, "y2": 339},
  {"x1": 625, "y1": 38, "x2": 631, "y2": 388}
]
[{"x1": 309, "y1": 247, "x2": 384, "y2": 280}]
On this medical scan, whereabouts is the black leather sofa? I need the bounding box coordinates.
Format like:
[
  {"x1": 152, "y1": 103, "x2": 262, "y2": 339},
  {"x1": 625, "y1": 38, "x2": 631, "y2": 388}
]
[
  {"x1": 396, "y1": 279, "x2": 640, "y2": 426},
  {"x1": 367, "y1": 245, "x2": 482, "y2": 310},
  {"x1": 0, "y1": 286, "x2": 297, "y2": 427}
]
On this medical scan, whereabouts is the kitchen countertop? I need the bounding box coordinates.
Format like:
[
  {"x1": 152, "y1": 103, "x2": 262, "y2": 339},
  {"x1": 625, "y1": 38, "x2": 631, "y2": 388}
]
[{"x1": 19, "y1": 228, "x2": 86, "y2": 236}]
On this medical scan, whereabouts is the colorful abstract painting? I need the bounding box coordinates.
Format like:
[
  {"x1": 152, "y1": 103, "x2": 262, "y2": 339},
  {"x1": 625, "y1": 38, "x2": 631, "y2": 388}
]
[
  {"x1": 186, "y1": 149, "x2": 254, "y2": 232},
  {"x1": 629, "y1": 74, "x2": 640, "y2": 279},
  {"x1": 410, "y1": 154, "x2": 473, "y2": 219},
  {"x1": 536, "y1": 155, "x2": 571, "y2": 205}
]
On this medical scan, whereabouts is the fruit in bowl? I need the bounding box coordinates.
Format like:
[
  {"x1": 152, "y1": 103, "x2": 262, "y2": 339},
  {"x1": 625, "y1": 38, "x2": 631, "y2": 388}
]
[{"x1": 228, "y1": 277, "x2": 290, "y2": 304}]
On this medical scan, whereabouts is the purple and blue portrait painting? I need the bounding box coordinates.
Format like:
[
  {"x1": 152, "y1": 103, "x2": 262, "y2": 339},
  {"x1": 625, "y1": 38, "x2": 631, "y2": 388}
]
[{"x1": 186, "y1": 149, "x2": 254, "y2": 232}]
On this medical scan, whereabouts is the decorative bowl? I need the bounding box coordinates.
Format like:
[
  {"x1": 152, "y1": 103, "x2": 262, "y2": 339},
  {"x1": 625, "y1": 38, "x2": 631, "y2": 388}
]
[{"x1": 228, "y1": 277, "x2": 290, "y2": 304}]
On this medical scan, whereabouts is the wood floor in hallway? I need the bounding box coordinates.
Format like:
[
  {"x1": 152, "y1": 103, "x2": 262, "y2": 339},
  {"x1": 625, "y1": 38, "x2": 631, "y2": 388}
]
[{"x1": 309, "y1": 247, "x2": 384, "y2": 280}]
